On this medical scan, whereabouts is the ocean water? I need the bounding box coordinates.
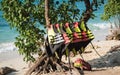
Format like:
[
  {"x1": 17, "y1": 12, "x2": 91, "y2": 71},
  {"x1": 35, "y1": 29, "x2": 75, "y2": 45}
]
[
  {"x1": 0, "y1": 2, "x2": 111, "y2": 53},
  {"x1": 0, "y1": 11, "x2": 18, "y2": 53}
]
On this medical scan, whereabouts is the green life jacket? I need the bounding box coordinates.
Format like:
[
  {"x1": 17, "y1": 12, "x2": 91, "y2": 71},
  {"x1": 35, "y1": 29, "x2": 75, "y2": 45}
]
[
  {"x1": 55, "y1": 24, "x2": 61, "y2": 33},
  {"x1": 79, "y1": 21, "x2": 93, "y2": 41},
  {"x1": 74, "y1": 22, "x2": 81, "y2": 32},
  {"x1": 60, "y1": 23, "x2": 71, "y2": 44},
  {"x1": 65, "y1": 23, "x2": 72, "y2": 37},
  {"x1": 80, "y1": 21, "x2": 94, "y2": 39},
  {"x1": 80, "y1": 21, "x2": 87, "y2": 31},
  {"x1": 72, "y1": 22, "x2": 82, "y2": 43},
  {"x1": 87, "y1": 30, "x2": 95, "y2": 39}
]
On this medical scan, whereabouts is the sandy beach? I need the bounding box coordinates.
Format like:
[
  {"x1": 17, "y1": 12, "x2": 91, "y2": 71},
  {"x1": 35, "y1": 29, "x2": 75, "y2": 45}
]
[
  {"x1": 0, "y1": 40, "x2": 120, "y2": 75},
  {"x1": 0, "y1": 51, "x2": 28, "y2": 75}
]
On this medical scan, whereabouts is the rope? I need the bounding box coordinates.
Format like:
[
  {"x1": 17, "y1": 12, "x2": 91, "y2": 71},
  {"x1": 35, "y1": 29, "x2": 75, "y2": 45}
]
[
  {"x1": 90, "y1": 42, "x2": 103, "y2": 58},
  {"x1": 90, "y1": 42, "x2": 110, "y2": 67},
  {"x1": 68, "y1": 48, "x2": 73, "y2": 75},
  {"x1": 61, "y1": 42, "x2": 72, "y2": 75}
]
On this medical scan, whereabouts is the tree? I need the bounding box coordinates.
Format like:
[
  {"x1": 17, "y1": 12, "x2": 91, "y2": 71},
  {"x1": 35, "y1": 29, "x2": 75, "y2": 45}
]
[
  {"x1": 101, "y1": 0, "x2": 120, "y2": 20},
  {"x1": 102, "y1": 0, "x2": 120, "y2": 40},
  {"x1": 0, "y1": 0, "x2": 104, "y2": 75}
]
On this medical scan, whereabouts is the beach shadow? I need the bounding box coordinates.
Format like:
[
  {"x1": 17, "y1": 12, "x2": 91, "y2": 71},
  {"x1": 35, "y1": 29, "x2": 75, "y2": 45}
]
[
  {"x1": 6, "y1": 72, "x2": 19, "y2": 75},
  {"x1": 88, "y1": 50, "x2": 120, "y2": 69}
]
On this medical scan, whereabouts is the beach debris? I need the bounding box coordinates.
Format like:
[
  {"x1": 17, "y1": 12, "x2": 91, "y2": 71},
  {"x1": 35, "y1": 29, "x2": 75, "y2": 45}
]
[
  {"x1": 106, "y1": 18, "x2": 120, "y2": 40},
  {"x1": 109, "y1": 45, "x2": 120, "y2": 53},
  {"x1": 106, "y1": 28, "x2": 120, "y2": 40},
  {"x1": 0, "y1": 67, "x2": 16, "y2": 75}
]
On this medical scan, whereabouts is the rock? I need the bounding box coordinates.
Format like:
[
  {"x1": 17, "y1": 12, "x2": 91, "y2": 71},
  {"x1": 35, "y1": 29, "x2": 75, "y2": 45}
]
[{"x1": 0, "y1": 67, "x2": 16, "y2": 75}]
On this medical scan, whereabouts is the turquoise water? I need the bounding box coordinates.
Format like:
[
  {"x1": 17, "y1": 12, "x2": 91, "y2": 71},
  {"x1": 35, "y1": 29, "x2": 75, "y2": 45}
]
[
  {"x1": 0, "y1": 1, "x2": 110, "y2": 53},
  {"x1": 0, "y1": 13, "x2": 18, "y2": 43},
  {"x1": 0, "y1": 25, "x2": 18, "y2": 43}
]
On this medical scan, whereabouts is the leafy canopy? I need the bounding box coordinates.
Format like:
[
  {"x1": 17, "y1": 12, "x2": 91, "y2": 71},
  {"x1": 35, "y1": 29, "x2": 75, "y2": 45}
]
[
  {"x1": 0, "y1": 0, "x2": 104, "y2": 62},
  {"x1": 102, "y1": 0, "x2": 120, "y2": 20}
]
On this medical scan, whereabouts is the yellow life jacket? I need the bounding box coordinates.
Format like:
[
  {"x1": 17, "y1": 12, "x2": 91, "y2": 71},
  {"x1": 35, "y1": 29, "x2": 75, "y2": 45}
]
[{"x1": 48, "y1": 25, "x2": 56, "y2": 44}]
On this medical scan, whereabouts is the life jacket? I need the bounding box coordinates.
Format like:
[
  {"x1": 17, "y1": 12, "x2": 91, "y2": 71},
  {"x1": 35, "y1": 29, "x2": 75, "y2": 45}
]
[
  {"x1": 72, "y1": 22, "x2": 82, "y2": 43},
  {"x1": 53, "y1": 24, "x2": 64, "y2": 44},
  {"x1": 60, "y1": 23, "x2": 71, "y2": 44},
  {"x1": 80, "y1": 21, "x2": 88, "y2": 41},
  {"x1": 87, "y1": 30, "x2": 94, "y2": 39},
  {"x1": 64, "y1": 22, "x2": 85, "y2": 43},
  {"x1": 48, "y1": 24, "x2": 64, "y2": 44},
  {"x1": 48, "y1": 21, "x2": 94, "y2": 44},
  {"x1": 79, "y1": 21, "x2": 94, "y2": 41},
  {"x1": 74, "y1": 58, "x2": 91, "y2": 71},
  {"x1": 70, "y1": 21, "x2": 94, "y2": 43},
  {"x1": 47, "y1": 25, "x2": 56, "y2": 44}
]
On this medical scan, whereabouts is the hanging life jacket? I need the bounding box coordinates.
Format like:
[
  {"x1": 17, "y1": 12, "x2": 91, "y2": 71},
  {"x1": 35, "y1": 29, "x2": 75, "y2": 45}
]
[
  {"x1": 72, "y1": 22, "x2": 82, "y2": 43},
  {"x1": 53, "y1": 24, "x2": 65, "y2": 44},
  {"x1": 48, "y1": 25, "x2": 56, "y2": 44},
  {"x1": 71, "y1": 21, "x2": 94, "y2": 42},
  {"x1": 48, "y1": 24, "x2": 64, "y2": 44},
  {"x1": 87, "y1": 30, "x2": 94, "y2": 39},
  {"x1": 60, "y1": 23, "x2": 71, "y2": 44},
  {"x1": 79, "y1": 21, "x2": 95, "y2": 41},
  {"x1": 80, "y1": 21, "x2": 88, "y2": 41}
]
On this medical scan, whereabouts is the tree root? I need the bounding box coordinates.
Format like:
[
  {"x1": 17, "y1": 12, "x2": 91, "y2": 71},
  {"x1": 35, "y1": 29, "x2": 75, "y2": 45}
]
[
  {"x1": 25, "y1": 53, "x2": 84, "y2": 75},
  {"x1": 26, "y1": 60, "x2": 83, "y2": 75},
  {"x1": 25, "y1": 55, "x2": 47, "y2": 75}
]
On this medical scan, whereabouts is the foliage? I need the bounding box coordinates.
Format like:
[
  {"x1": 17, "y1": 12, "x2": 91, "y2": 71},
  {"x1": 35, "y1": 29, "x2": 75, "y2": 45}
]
[
  {"x1": 0, "y1": 0, "x2": 45, "y2": 61},
  {"x1": 101, "y1": 0, "x2": 120, "y2": 20},
  {"x1": 0, "y1": 0, "x2": 104, "y2": 62}
]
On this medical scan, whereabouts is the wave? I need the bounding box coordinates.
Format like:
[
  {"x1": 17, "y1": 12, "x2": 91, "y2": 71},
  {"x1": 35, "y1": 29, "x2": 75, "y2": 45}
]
[
  {"x1": 0, "y1": 42, "x2": 18, "y2": 53},
  {"x1": 88, "y1": 22, "x2": 111, "y2": 31},
  {"x1": 93, "y1": 23, "x2": 110, "y2": 29}
]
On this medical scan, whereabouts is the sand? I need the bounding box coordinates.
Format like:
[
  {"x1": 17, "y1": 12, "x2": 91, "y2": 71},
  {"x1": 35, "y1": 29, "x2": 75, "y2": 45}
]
[
  {"x1": 0, "y1": 40, "x2": 120, "y2": 75},
  {"x1": 0, "y1": 51, "x2": 28, "y2": 75}
]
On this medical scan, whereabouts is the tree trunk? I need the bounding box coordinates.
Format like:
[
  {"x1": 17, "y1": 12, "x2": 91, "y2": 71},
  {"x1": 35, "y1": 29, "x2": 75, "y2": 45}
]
[
  {"x1": 45, "y1": 0, "x2": 50, "y2": 28},
  {"x1": 82, "y1": 0, "x2": 93, "y2": 23}
]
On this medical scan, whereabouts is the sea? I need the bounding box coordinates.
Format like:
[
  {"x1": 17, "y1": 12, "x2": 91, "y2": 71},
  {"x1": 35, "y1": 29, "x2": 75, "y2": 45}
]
[{"x1": 0, "y1": 1, "x2": 112, "y2": 53}]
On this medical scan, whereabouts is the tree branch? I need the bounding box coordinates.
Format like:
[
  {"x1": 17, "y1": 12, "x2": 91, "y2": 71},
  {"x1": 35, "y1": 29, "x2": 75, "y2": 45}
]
[{"x1": 82, "y1": 0, "x2": 93, "y2": 23}]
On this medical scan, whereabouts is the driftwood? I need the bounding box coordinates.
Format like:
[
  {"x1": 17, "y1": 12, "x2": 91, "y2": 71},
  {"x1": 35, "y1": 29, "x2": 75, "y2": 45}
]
[
  {"x1": 0, "y1": 67, "x2": 16, "y2": 75},
  {"x1": 109, "y1": 45, "x2": 120, "y2": 53},
  {"x1": 106, "y1": 28, "x2": 120, "y2": 40},
  {"x1": 106, "y1": 18, "x2": 120, "y2": 40}
]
